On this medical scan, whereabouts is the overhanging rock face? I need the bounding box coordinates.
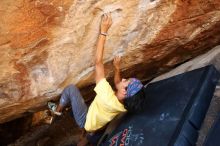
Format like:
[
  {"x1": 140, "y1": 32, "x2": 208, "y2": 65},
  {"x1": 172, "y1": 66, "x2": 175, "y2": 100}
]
[{"x1": 0, "y1": 0, "x2": 220, "y2": 123}]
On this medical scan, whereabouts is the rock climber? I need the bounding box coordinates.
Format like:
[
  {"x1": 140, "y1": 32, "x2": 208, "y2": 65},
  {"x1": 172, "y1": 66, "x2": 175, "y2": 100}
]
[{"x1": 48, "y1": 13, "x2": 146, "y2": 146}]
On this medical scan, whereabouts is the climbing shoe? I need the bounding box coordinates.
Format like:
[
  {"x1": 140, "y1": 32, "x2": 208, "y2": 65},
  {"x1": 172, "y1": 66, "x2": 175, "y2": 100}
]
[{"x1": 47, "y1": 102, "x2": 62, "y2": 116}]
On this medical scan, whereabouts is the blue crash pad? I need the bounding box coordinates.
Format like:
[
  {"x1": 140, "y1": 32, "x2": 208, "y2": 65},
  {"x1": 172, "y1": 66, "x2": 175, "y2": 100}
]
[{"x1": 100, "y1": 65, "x2": 220, "y2": 146}]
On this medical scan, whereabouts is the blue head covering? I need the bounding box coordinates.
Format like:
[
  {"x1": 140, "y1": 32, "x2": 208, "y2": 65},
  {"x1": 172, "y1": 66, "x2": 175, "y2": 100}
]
[{"x1": 126, "y1": 78, "x2": 143, "y2": 98}]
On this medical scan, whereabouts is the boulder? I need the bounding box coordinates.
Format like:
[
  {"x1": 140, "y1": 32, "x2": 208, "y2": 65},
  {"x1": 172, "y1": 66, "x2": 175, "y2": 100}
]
[
  {"x1": 0, "y1": 0, "x2": 220, "y2": 123},
  {"x1": 151, "y1": 45, "x2": 220, "y2": 83}
]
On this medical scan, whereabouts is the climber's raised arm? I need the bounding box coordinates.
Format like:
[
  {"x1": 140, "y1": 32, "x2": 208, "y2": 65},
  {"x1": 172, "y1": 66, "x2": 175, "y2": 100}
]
[
  {"x1": 113, "y1": 56, "x2": 122, "y2": 86},
  {"x1": 95, "y1": 13, "x2": 112, "y2": 84}
]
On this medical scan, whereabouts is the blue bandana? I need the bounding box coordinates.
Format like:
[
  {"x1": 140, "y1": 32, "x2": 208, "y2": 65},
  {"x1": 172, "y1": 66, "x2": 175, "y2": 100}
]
[{"x1": 126, "y1": 78, "x2": 143, "y2": 98}]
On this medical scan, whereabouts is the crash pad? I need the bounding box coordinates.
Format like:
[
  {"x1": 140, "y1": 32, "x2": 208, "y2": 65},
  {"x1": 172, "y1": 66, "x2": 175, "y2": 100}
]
[{"x1": 100, "y1": 65, "x2": 220, "y2": 146}]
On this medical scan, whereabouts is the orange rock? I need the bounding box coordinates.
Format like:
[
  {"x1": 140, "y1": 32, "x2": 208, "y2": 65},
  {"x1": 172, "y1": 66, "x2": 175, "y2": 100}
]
[{"x1": 0, "y1": 0, "x2": 220, "y2": 123}]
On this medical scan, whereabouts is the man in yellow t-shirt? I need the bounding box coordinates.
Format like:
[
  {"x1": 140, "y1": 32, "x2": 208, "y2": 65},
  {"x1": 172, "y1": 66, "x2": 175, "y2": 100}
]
[{"x1": 49, "y1": 13, "x2": 146, "y2": 146}]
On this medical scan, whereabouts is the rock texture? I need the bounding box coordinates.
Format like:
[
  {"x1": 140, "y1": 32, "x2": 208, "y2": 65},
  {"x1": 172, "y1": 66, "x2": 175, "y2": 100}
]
[
  {"x1": 0, "y1": 0, "x2": 220, "y2": 123},
  {"x1": 151, "y1": 45, "x2": 220, "y2": 83}
]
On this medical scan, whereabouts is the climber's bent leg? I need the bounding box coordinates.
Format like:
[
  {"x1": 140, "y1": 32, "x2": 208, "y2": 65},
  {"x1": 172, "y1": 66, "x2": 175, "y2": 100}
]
[{"x1": 59, "y1": 84, "x2": 88, "y2": 128}]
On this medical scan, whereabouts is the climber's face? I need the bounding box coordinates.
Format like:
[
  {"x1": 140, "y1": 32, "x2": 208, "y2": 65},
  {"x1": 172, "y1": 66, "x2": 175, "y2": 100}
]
[{"x1": 115, "y1": 78, "x2": 130, "y2": 101}]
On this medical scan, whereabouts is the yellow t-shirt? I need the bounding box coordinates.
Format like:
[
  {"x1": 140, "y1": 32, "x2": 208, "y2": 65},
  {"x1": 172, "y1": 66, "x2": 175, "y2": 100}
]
[{"x1": 84, "y1": 78, "x2": 126, "y2": 132}]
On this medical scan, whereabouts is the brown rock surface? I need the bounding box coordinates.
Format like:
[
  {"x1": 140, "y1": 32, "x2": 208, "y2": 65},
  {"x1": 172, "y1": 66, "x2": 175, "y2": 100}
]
[
  {"x1": 0, "y1": 0, "x2": 220, "y2": 123},
  {"x1": 151, "y1": 45, "x2": 220, "y2": 83}
]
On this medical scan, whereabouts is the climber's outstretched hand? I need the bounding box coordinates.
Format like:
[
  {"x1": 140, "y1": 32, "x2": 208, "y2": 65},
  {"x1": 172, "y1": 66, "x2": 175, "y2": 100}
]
[{"x1": 100, "y1": 13, "x2": 112, "y2": 33}]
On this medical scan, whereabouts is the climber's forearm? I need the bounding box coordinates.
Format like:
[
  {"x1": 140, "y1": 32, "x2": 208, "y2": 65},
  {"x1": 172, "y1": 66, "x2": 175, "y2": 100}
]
[
  {"x1": 114, "y1": 68, "x2": 121, "y2": 85},
  {"x1": 95, "y1": 35, "x2": 106, "y2": 64},
  {"x1": 113, "y1": 56, "x2": 121, "y2": 85},
  {"x1": 95, "y1": 35, "x2": 106, "y2": 83}
]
